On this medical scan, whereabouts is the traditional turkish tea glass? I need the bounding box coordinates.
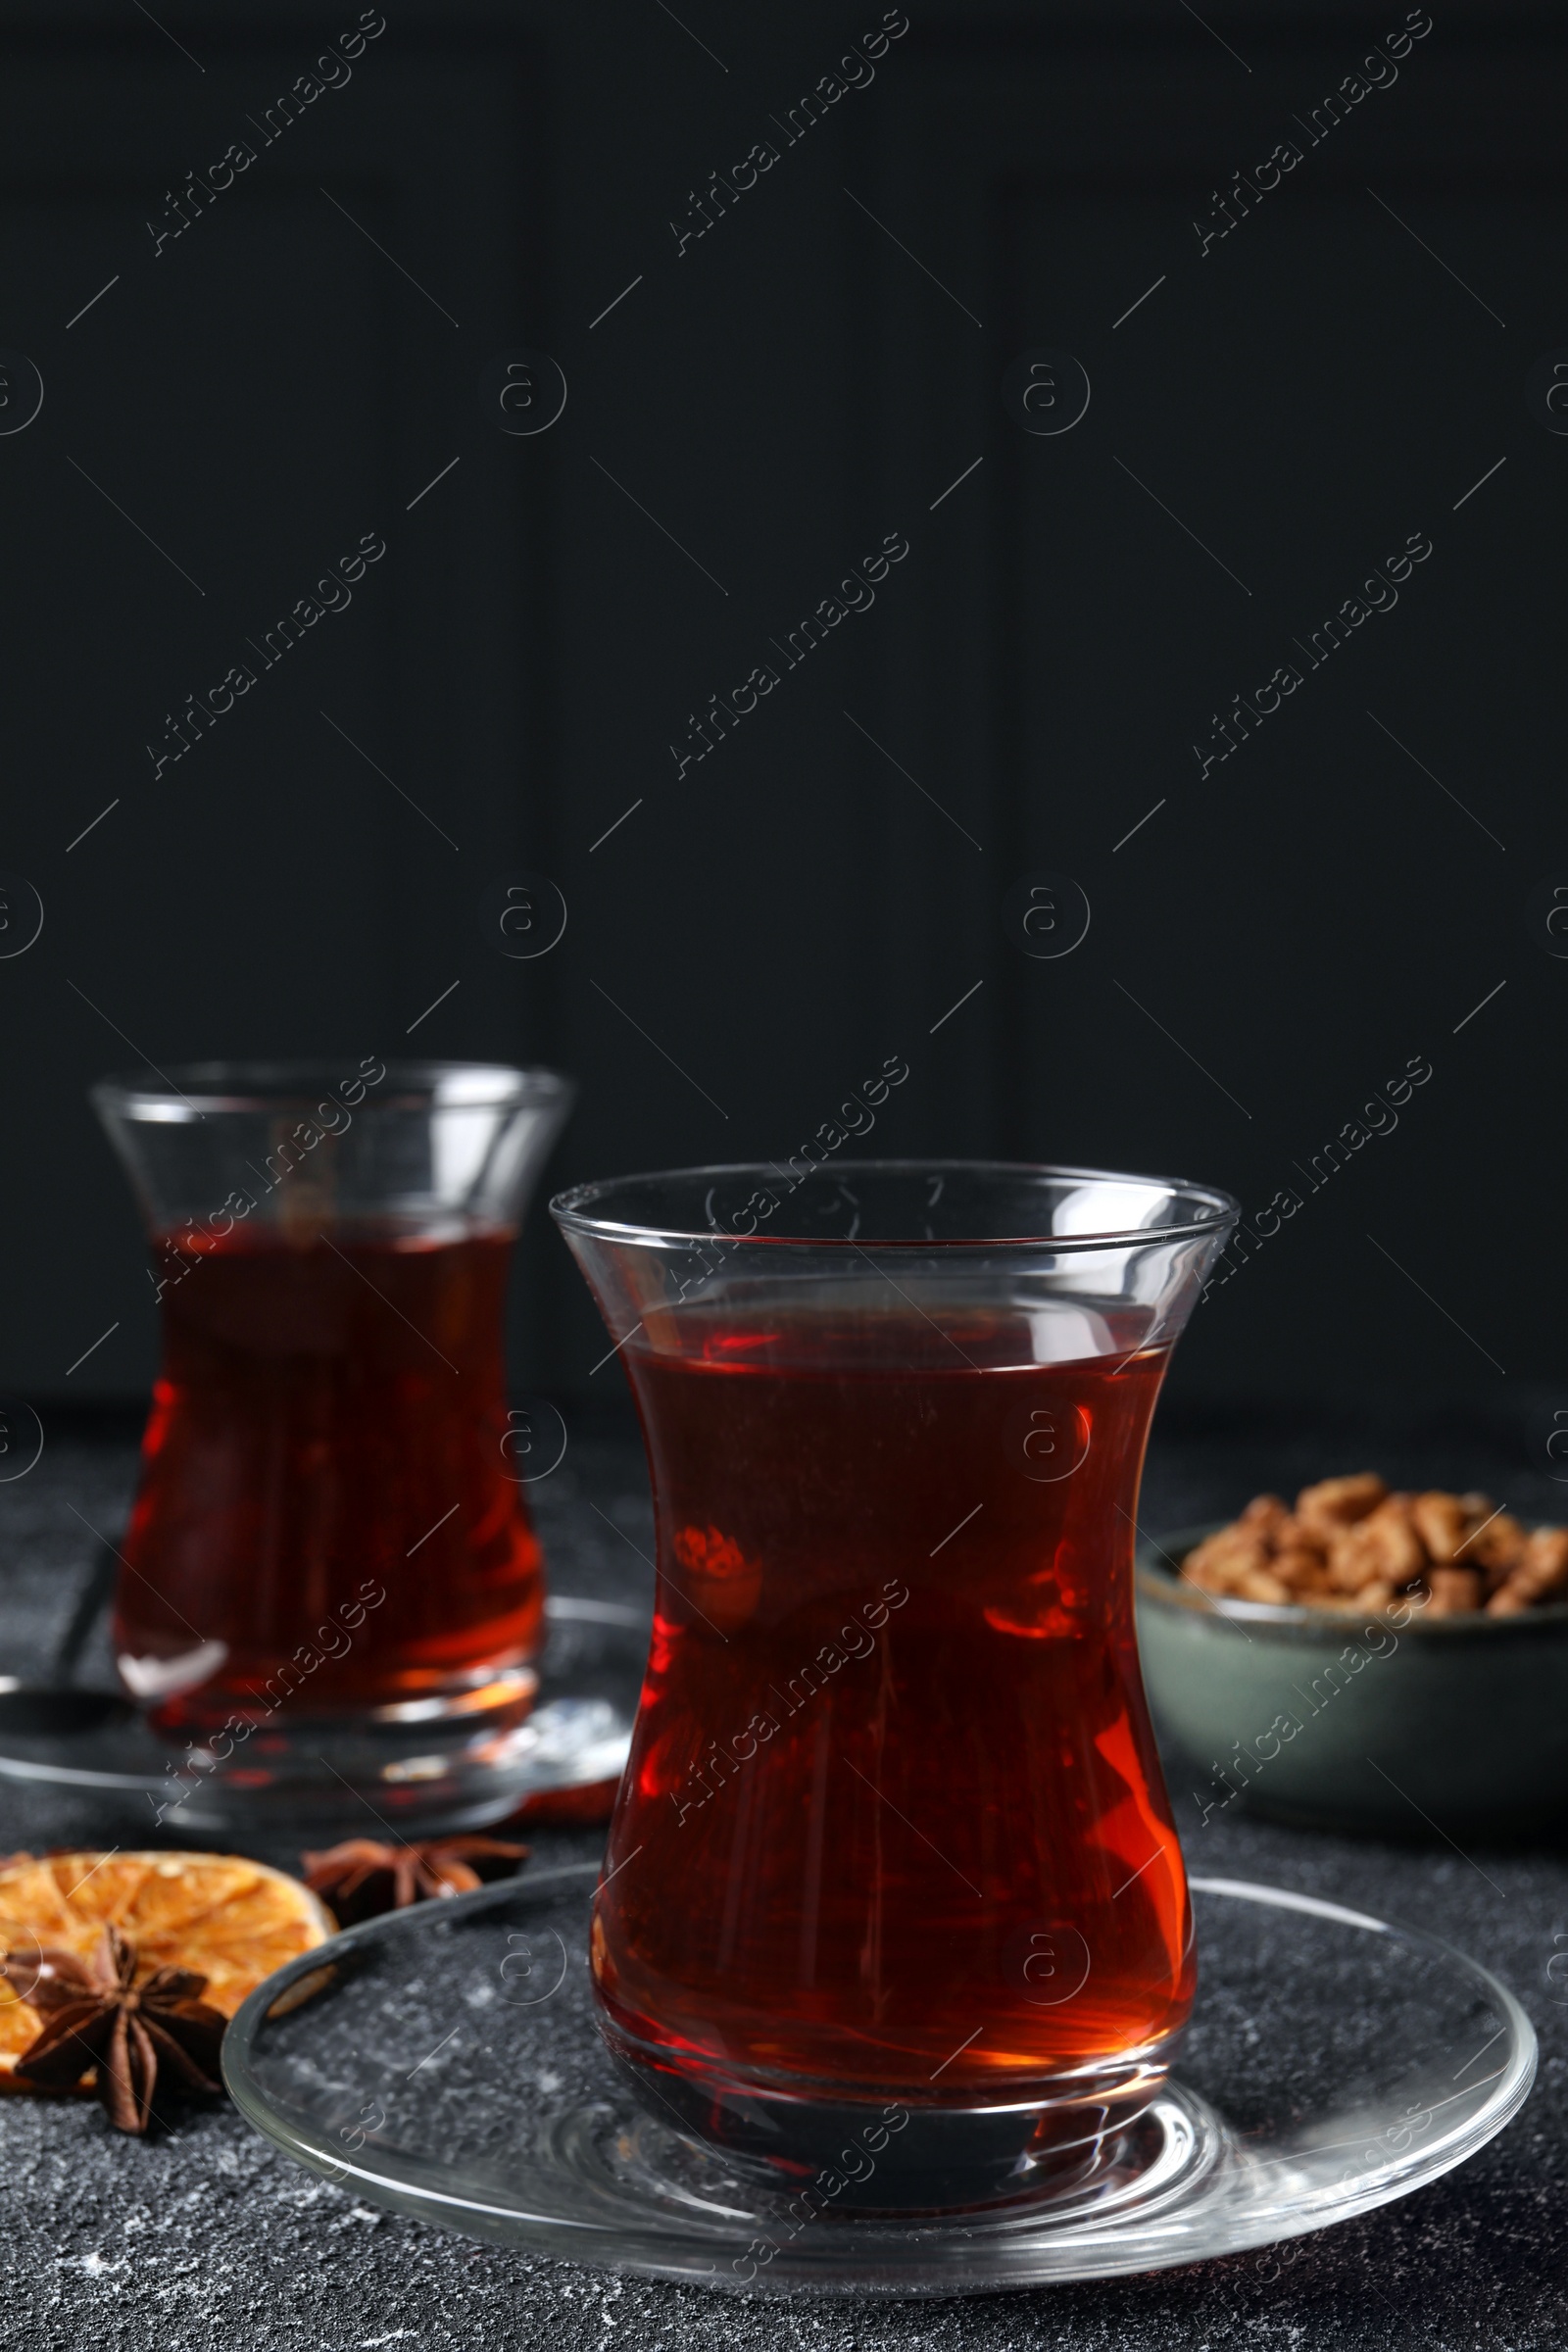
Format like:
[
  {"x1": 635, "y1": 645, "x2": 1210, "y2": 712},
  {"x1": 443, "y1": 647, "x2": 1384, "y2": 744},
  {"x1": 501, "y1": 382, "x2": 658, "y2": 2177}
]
[
  {"x1": 92, "y1": 1059, "x2": 572, "y2": 1828},
  {"x1": 553, "y1": 1160, "x2": 1237, "y2": 2207}
]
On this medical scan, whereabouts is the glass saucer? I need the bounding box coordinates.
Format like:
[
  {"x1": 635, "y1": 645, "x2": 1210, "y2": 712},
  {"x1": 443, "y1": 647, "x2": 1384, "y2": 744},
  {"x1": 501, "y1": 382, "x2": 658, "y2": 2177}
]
[
  {"x1": 0, "y1": 1597, "x2": 644, "y2": 1842},
  {"x1": 223, "y1": 1863, "x2": 1536, "y2": 2297}
]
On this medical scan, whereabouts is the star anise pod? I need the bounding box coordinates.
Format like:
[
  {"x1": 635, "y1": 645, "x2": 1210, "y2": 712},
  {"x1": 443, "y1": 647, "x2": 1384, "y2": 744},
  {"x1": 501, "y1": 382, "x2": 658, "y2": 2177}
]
[
  {"x1": 11, "y1": 1925, "x2": 226, "y2": 2134},
  {"x1": 301, "y1": 1837, "x2": 529, "y2": 1927}
]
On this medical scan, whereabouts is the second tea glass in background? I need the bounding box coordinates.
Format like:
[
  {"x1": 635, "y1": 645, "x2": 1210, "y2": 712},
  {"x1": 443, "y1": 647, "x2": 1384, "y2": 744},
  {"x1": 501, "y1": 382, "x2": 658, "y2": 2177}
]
[{"x1": 93, "y1": 1058, "x2": 572, "y2": 1832}]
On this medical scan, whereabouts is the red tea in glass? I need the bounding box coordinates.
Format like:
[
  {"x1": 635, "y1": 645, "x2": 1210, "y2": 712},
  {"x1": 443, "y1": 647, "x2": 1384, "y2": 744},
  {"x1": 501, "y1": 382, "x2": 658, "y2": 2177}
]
[
  {"x1": 92, "y1": 1059, "x2": 572, "y2": 1829},
  {"x1": 118, "y1": 1225, "x2": 543, "y2": 1733},
  {"x1": 555, "y1": 1161, "x2": 1235, "y2": 2200}
]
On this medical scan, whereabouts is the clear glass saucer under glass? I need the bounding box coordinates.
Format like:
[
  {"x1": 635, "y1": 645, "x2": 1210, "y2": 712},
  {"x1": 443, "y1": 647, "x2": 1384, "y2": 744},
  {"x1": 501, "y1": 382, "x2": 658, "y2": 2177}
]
[
  {"x1": 222, "y1": 1863, "x2": 1536, "y2": 2297},
  {"x1": 0, "y1": 1597, "x2": 642, "y2": 1841}
]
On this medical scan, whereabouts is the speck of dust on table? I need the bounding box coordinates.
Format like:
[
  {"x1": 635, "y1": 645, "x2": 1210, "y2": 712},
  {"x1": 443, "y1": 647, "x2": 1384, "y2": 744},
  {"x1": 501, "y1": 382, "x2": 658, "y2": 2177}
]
[{"x1": 3, "y1": 1403, "x2": 1567, "y2": 2352}]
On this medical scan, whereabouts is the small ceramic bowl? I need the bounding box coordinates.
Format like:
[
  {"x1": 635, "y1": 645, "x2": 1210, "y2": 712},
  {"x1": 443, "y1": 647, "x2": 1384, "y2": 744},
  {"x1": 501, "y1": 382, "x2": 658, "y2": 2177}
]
[{"x1": 1135, "y1": 1524, "x2": 1568, "y2": 1839}]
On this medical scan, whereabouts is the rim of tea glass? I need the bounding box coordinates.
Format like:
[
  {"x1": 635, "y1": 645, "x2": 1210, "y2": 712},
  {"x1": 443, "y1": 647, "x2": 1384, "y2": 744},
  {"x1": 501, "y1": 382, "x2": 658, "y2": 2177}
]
[
  {"x1": 91, "y1": 1060, "x2": 573, "y2": 1120},
  {"x1": 550, "y1": 1158, "x2": 1240, "y2": 1252}
]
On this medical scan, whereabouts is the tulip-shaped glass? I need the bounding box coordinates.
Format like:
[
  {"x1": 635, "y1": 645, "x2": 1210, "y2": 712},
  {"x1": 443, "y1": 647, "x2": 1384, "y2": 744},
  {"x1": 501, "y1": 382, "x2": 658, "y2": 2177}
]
[
  {"x1": 92, "y1": 1058, "x2": 572, "y2": 1831},
  {"x1": 553, "y1": 1160, "x2": 1236, "y2": 2207}
]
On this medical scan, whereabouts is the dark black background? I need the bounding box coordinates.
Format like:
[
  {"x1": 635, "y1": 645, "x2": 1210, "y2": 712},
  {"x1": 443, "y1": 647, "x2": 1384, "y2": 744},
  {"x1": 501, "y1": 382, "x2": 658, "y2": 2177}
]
[{"x1": 0, "y1": 0, "x2": 1560, "y2": 1426}]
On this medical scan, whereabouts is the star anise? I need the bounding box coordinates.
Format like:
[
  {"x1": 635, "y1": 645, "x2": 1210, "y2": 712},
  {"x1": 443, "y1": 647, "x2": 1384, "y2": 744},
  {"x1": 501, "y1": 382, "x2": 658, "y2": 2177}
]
[
  {"x1": 11, "y1": 1925, "x2": 225, "y2": 2134},
  {"x1": 301, "y1": 1837, "x2": 529, "y2": 1927}
]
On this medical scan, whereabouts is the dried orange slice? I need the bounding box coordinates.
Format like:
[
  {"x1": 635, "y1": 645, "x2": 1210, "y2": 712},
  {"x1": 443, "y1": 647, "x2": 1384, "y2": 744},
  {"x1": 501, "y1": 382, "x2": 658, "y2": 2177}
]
[{"x1": 0, "y1": 1850, "x2": 333, "y2": 2089}]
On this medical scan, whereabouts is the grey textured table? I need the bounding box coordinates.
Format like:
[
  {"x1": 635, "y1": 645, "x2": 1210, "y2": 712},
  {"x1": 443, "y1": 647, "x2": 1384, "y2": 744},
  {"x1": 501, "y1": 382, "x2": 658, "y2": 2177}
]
[{"x1": 2, "y1": 1404, "x2": 1564, "y2": 2351}]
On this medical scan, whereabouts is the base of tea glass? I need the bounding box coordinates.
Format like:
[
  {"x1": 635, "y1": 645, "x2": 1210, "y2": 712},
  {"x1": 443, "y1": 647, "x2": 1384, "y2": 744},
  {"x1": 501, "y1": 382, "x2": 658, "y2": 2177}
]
[
  {"x1": 174, "y1": 1667, "x2": 543, "y2": 1830},
  {"x1": 0, "y1": 1593, "x2": 646, "y2": 1844},
  {"x1": 605, "y1": 2035, "x2": 1178, "y2": 2213}
]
